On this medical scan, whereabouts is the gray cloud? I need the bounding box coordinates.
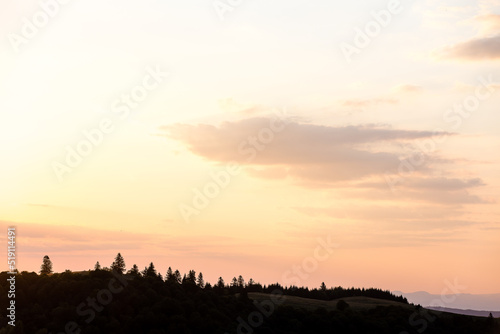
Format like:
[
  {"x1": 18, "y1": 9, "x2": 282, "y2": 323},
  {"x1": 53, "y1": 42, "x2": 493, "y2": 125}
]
[
  {"x1": 439, "y1": 34, "x2": 500, "y2": 60},
  {"x1": 161, "y1": 118, "x2": 447, "y2": 183}
]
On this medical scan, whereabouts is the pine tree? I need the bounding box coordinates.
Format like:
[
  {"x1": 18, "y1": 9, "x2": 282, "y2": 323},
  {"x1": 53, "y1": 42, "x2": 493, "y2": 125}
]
[
  {"x1": 231, "y1": 277, "x2": 238, "y2": 287},
  {"x1": 40, "y1": 255, "x2": 53, "y2": 275},
  {"x1": 145, "y1": 262, "x2": 157, "y2": 277},
  {"x1": 94, "y1": 261, "x2": 101, "y2": 271},
  {"x1": 217, "y1": 277, "x2": 225, "y2": 288},
  {"x1": 196, "y1": 272, "x2": 205, "y2": 288},
  {"x1": 166, "y1": 267, "x2": 174, "y2": 281},
  {"x1": 111, "y1": 253, "x2": 126, "y2": 274},
  {"x1": 188, "y1": 270, "x2": 196, "y2": 284},
  {"x1": 237, "y1": 275, "x2": 245, "y2": 287},
  {"x1": 127, "y1": 264, "x2": 140, "y2": 276},
  {"x1": 174, "y1": 270, "x2": 182, "y2": 284},
  {"x1": 248, "y1": 278, "x2": 255, "y2": 286},
  {"x1": 320, "y1": 282, "x2": 327, "y2": 291}
]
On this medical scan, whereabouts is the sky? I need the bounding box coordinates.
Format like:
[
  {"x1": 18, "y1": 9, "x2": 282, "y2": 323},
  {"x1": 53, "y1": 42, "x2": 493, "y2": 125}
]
[{"x1": 0, "y1": 0, "x2": 499, "y2": 296}]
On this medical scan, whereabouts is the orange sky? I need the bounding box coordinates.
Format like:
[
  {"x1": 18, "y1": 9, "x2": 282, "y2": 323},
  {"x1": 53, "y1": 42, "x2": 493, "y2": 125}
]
[{"x1": 1, "y1": 0, "x2": 499, "y2": 294}]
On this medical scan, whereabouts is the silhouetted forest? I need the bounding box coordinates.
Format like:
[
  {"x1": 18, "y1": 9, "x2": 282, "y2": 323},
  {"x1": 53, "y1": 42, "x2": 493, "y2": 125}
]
[{"x1": 0, "y1": 255, "x2": 498, "y2": 333}]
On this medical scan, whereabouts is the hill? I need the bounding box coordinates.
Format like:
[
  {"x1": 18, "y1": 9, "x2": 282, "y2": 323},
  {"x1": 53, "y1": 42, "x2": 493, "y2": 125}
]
[
  {"x1": 249, "y1": 293, "x2": 414, "y2": 311},
  {"x1": 1, "y1": 270, "x2": 499, "y2": 334}
]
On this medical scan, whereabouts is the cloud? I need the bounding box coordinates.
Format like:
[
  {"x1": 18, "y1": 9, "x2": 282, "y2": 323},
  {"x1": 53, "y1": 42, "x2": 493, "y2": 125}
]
[
  {"x1": 26, "y1": 203, "x2": 54, "y2": 208},
  {"x1": 0, "y1": 221, "x2": 254, "y2": 259},
  {"x1": 162, "y1": 117, "x2": 488, "y2": 206},
  {"x1": 401, "y1": 177, "x2": 485, "y2": 191},
  {"x1": 478, "y1": 0, "x2": 500, "y2": 14},
  {"x1": 293, "y1": 204, "x2": 466, "y2": 221},
  {"x1": 278, "y1": 220, "x2": 470, "y2": 248},
  {"x1": 451, "y1": 80, "x2": 500, "y2": 93},
  {"x1": 218, "y1": 97, "x2": 261, "y2": 115},
  {"x1": 475, "y1": 14, "x2": 500, "y2": 35},
  {"x1": 438, "y1": 34, "x2": 500, "y2": 60},
  {"x1": 392, "y1": 84, "x2": 424, "y2": 94},
  {"x1": 342, "y1": 177, "x2": 489, "y2": 205},
  {"x1": 161, "y1": 118, "x2": 448, "y2": 183},
  {"x1": 340, "y1": 98, "x2": 398, "y2": 108}
]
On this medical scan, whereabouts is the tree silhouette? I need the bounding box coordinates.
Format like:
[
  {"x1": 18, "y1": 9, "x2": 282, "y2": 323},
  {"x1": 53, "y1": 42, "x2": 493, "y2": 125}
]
[
  {"x1": 166, "y1": 267, "x2": 174, "y2": 281},
  {"x1": 127, "y1": 264, "x2": 140, "y2": 276},
  {"x1": 94, "y1": 261, "x2": 101, "y2": 270},
  {"x1": 248, "y1": 278, "x2": 255, "y2": 286},
  {"x1": 187, "y1": 270, "x2": 196, "y2": 284},
  {"x1": 173, "y1": 270, "x2": 182, "y2": 284},
  {"x1": 237, "y1": 275, "x2": 245, "y2": 287},
  {"x1": 111, "y1": 253, "x2": 126, "y2": 274},
  {"x1": 143, "y1": 262, "x2": 157, "y2": 278},
  {"x1": 231, "y1": 277, "x2": 238, "y2": 287},
  {"x1": 320, "y1": 282, "x2": 327, "y2": 291},
  {"x1": 40, "y1": 255, "x2": 53, "y2": 275},
  {"x1": 196, "y1": 272, "x2": 205, "y2": 288},
  {"x1": 217, "y1": 277, "x2": 225, "y2": 288}
]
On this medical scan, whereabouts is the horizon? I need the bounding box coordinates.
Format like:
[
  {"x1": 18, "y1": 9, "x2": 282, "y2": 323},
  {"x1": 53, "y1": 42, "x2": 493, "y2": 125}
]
[{"x1": 1, "y1": 0, "x2": 500, "y2": 312}]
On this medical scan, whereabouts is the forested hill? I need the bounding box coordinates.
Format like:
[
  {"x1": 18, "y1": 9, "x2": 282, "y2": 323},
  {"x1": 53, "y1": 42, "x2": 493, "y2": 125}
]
[{"x1": 1, "y1": 269, "x2": 498, "y2": 334}]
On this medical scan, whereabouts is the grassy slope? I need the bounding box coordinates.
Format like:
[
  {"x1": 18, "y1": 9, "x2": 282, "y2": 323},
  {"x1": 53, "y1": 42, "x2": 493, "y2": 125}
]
[{"x1": 248, "y1": 292, "x2": 414, "y2": 311}]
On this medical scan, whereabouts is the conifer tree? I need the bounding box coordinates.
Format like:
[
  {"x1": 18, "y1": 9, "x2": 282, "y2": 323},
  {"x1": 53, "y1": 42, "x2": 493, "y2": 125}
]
[
  {"x1": 196, "y1": 272, "x2": 205, "y2": 288},
  {"x1": 174, "y1": 270, "x2": 182, "y2": 284},
  {"x1": 127, "y1": 264, "x2": 140, "y2": 276},
  {"x1": 231, "y1": 277, "x2": 238, "y2": 287},
  {"x1": 166, "y1": 267, "x2": 174, "y2": 281},
  {"x1": 40, "y1": 255, "x2": 53, "y2": 275},
  {"x1": 217, "y1": 277, "x2": 225, "y2": 288},
  {"x1": 237, "y1": 275, "x2": 245, "y2": 287},
  {"x1": 111, "y1": 253, "x2": 126, "y2": 274}
]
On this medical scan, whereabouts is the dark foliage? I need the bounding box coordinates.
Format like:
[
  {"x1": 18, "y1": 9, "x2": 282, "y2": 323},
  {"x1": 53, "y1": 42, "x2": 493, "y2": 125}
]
[{"x1": 0, "y1": 270, "x2": 498, "y2": 334}]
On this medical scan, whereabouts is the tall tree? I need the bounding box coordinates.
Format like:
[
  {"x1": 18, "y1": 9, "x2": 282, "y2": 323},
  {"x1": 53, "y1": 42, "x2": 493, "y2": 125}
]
[
  {"x1": 320, "y1": 282, "x2": 327, "y2": 291},
  {"x1": 127, "y1": 264, "x2": 140, "y2": 276},
  {"x1": 188, "y1": 270, "x2": 196, "y2": 284},
  {"x1": 196, "y1": 272, "x2": 205, "y2": 288},
  {"x1": 173, "y1": 270, "x2": 182, "y2": 284},
  {"x1": 217, "y1": 277, "x2": 225, "y2": 288},
  {"x1": 145, "y1": 262, "x2": 157, "y2": 278},
  {"x1": 111, "y1": 253, "x2": 126, "y2": 274},
  {"x1": 231, "y1": 277, "x2": 238, "y2": 287},
  {"x1": 248, "y1": 278, "x2": 255, "y2": 286},
  {"x1": 40, "y1": 255, "x2": 53, "y2": 275},
  {"x1": 237, "y1": 275, "x2": 245, "y2": 288},
  {"x1": 94, "y1": 261, "x2": 101, "y2": 270},
  {"x1": 166, "y1": 267, "x2": 174, "y2": 281}
]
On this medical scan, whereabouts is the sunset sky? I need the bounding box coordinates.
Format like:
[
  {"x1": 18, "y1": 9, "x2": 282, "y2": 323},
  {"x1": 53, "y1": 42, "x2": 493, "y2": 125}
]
[{"x1": 1, "y1": 0, "x2": 499, "y2": 295}]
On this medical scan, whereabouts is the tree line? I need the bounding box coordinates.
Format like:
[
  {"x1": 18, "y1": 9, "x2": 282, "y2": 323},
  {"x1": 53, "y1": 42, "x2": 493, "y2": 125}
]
[
  {"x1": 38, "y1": 253, "x2": 407, "y2": 304},
  {"x1": 0, "y1": 253, "x2": 495, "y2": 333}
]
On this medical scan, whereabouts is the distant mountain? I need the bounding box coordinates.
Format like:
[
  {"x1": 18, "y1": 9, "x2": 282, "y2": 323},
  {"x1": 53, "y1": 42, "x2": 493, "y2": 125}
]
[
  {"x1": 428, "y1": 306, "x2": 500, "y2": 318},
  {"x1": 394, "y1": 291, "x2": 500, "y2": 313}
]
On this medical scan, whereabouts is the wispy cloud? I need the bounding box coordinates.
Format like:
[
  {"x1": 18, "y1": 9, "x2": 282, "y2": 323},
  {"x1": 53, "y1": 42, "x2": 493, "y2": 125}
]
[
  {"x1": 392, "y1": 84, "x2": 424, "y2": 94},
  {"x1": 340, "y1": 98, "x2": 398, "y2": 108}
]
